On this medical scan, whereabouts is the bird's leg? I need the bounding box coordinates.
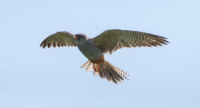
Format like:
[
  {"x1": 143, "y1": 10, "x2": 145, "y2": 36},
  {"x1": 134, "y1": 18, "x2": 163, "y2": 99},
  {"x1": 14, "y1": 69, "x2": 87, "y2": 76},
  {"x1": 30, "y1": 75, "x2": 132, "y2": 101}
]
[
  {"x1": 93, "y1": 64, "x2": 100, "y2": 77},
  {"x1": 96, "y1": 64, "x2": 100, "y2": 72},
  {"x1": 93, "y1": 64, "x2": 100, "y2": 72}
]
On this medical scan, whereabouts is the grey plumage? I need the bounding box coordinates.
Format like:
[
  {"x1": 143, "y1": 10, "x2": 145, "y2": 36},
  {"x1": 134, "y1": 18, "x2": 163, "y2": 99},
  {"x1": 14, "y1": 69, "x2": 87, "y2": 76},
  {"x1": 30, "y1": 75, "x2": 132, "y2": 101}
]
[{"x1": 40, "y1": 29, "x2": 169, "y2": 84}]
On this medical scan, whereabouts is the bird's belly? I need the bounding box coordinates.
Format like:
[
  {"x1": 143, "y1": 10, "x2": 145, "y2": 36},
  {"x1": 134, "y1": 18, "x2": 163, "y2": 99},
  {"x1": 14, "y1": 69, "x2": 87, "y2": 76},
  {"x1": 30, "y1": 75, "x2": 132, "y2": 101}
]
[{"x1": 78, "y1": 43, "x2": 104, "y2": 63}]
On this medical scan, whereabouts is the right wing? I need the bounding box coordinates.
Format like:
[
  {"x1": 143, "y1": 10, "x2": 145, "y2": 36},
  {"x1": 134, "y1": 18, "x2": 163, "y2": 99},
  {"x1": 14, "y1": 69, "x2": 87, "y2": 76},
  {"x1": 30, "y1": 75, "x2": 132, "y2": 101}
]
[{"x1": 40, "y1": 31, "x2": 77, "y2": 48}]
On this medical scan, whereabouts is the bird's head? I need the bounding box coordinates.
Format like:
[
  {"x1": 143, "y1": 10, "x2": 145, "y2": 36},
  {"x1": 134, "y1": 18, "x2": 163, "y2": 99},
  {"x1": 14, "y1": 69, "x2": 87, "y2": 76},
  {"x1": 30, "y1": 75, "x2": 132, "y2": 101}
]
[{"x1": 74, "y1": 33, "x2": 88, "y2": 44}]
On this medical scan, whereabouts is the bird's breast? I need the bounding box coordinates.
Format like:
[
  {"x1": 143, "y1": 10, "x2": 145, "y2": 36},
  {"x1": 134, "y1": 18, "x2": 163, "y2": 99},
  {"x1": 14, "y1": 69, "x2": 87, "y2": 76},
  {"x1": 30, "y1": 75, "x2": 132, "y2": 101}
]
[{"x1": 77, "y1": 41, "x2": 104, "y2": 63}]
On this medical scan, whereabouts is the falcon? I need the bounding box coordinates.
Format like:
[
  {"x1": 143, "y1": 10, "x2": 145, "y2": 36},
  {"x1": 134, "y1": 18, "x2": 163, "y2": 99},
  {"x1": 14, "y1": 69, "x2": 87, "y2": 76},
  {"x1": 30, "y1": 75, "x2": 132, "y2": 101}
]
[{"x1": 40, "y1": 29, "x2": 169, "y2": 84}]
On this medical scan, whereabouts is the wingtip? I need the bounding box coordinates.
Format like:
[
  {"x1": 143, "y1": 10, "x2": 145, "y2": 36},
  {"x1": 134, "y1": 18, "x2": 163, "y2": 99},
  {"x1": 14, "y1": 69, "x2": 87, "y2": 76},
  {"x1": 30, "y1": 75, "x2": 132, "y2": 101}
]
[{"x1": 40, "y1": 43, "x2": 43, "y2": 47}]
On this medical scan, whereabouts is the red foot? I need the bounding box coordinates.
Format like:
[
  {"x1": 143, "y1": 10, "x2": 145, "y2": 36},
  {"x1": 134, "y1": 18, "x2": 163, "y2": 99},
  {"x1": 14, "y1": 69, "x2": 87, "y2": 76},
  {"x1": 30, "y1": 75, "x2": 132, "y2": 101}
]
[{"x1": 93, "y1": 64, "x2": 100, "y2": 72}]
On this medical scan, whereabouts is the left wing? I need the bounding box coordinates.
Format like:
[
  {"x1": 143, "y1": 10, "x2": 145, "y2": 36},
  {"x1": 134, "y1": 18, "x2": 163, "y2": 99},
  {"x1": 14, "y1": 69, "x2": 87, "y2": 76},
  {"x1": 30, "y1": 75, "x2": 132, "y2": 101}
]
[{"x1": 91, "y1": 29, "x2": 169, "y2": 54}]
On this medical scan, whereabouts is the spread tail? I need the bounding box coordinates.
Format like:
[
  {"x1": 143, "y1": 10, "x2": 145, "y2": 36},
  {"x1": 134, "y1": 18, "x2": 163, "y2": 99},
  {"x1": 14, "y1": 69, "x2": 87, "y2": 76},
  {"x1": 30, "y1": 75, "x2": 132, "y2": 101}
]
[{"x1": 80, "y1": 60, "x2": 129, "y2": 84}]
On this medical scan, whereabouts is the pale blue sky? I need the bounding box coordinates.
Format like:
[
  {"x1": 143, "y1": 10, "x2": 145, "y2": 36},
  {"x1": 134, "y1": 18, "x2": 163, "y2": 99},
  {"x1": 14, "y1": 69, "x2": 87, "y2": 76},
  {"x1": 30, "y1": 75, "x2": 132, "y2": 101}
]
[{"x1": 0, "y1": 0, "x2": 200, "y2": 108}]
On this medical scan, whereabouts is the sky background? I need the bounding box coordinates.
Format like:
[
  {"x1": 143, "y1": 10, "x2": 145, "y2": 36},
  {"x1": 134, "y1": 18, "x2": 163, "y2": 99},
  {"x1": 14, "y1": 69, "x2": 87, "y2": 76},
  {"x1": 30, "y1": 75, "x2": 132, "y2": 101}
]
[{"x1": 0, "y1": 0, "x2": 200, "y2": 108}]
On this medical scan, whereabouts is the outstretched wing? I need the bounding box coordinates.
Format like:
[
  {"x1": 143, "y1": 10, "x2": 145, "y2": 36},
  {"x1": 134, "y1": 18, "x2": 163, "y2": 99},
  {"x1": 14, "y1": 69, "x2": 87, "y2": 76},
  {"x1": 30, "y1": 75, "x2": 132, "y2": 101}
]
[
  {"x1": 91, "y1": 29, "x2": 169, "y2": 54},
  {"x1": 40, "y1": 31, "x2": 77, "y2": 48}
]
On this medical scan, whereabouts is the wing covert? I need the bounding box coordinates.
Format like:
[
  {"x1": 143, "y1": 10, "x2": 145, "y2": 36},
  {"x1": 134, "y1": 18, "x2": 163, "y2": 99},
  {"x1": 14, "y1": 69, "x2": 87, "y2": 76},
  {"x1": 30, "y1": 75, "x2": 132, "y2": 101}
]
[
  {"x1": 40, "y1": 31, "x2": 77, "y2": 48},
  {"x1": 91, "y1": 29, "x2": 169, "y2": 54}
]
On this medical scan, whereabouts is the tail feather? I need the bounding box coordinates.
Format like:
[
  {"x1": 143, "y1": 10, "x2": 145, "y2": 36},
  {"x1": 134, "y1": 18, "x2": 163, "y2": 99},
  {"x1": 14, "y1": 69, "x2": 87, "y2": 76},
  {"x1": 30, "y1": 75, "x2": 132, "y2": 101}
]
[
  {"x1": 80, "y1": 60, "x2": 90, "y2": 68},
  {"x1": 103, "y1": 60, "x2": 129, "y2": 80},
  {"x1": 109, "y1": 67, "x2": 124, "y2": 82},
  {"x1": 80, "y1": 60, "x2": 93, "y2": 72},
  {"x1": 80, "y1": 60, "x2": 129, "y2": 84},
  {"x1": 100, "y1": 62, "x2": 123, "y2": 83}
]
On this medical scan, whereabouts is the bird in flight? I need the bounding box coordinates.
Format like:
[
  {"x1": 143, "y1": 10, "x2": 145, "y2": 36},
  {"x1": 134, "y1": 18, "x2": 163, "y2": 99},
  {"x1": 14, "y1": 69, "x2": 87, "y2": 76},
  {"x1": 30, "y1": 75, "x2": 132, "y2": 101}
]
[{"x1": 40, "y1": 29, "x2": 169, "y2": 84}]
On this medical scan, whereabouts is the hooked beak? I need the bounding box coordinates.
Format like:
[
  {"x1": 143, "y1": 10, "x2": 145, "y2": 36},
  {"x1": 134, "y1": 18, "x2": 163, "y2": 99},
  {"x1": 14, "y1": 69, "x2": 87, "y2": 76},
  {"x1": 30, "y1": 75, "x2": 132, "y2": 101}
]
[{"x1": 74, "y1": 35, "x2": 78, "y2": 40}]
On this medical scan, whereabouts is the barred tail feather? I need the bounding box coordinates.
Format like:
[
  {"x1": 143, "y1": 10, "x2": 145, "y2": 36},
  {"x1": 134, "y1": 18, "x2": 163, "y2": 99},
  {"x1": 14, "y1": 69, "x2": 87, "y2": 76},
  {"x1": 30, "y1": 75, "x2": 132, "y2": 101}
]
[{"x1": 80, "y1": 60, "x2": 129, "y2": 84}]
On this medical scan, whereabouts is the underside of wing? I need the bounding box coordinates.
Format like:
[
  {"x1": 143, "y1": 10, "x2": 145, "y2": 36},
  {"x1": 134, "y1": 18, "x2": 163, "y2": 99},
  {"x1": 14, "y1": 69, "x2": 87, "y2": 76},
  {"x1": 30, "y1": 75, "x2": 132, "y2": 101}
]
[
  {"x1": 40, "y1": 31, "x2": 77, "y2": 48},
  {"x1": 91, "y1": 29, "x2": 169, "y2": 54}
]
